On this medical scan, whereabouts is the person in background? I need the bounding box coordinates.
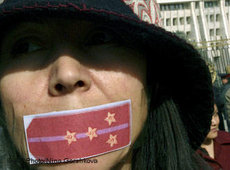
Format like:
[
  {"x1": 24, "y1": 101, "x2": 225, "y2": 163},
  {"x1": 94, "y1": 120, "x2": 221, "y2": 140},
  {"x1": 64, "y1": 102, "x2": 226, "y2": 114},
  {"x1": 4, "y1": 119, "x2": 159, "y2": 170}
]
[
  {"x1": 0, "y1": 0, "x2": 214, "y2": 170},
  {"x1": 197, "y1": 104, "x2": 230, "y2": 170},
  {"x1": 216, "y1": 66, "x2": 230, "y2": 132}
]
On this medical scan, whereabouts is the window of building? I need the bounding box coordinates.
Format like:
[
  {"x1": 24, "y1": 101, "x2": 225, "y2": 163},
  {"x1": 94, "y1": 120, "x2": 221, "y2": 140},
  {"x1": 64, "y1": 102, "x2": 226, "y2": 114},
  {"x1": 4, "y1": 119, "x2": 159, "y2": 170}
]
[
  {"x1": 186, "y1": 16, "x2": 191, "y2": 24},
  {"x1": 210, "y1": 42, "x2": 214, "y2": 48},
  {"x1": 180, "y1": 17, "x2": 184, "y2": 25},
  {"x1": 210, "y1": 15, "x2": 214, "y2": 22},
  {"x1": 216, "y1": 14, "x2": 220, "y2": 22},
  {"x1": 205, "y1": 1, "x2": 213, "y2": 8},
  {"x1": 214, "y1": 1, "x2": 218, "y2": 7},
  {"x1": 174, "y1": 4, "x2": 177, "y2": 10},
  {"x1": 184, "y1": 3, "x2": 189, "y2": 9},
  {"x1": 160, "y1": 5, "x2": 164, "y2": 11},
  {"x1": 165, "y1": 5, "x2": 169, "y2": 10},
  {"x1": 166, "y1": 18, "x2": 171, "y2": 26},
  {"x1": 204, "y1": 2, "x2": 208, "y2": 8},
  {"x1": 170, "y1": 4, "x2": 175, "y2": 10},
  {"x1": 226, "y1": 0, "x2": 230, "y2": 6},
  {"x1": 186, "y1": 31, "x2": 191, "y2": 37},
  {"x1": 205, "y1": 1, "x2": 219, "y2": 8},
  {"x1": 161, "y1": 5, "x2": 168, "y2": 11},
  {"x1": 169, "y1": 4, "x2": 182, "y2": 10},
  {"x1": 216, "y1": 28, "x2": 220, "y2": 35},
  {"x1": 173, "y1": 18, "x2": 178, "y2": 25},
  {"x1": 210, "y1": 29, "x2": 214, "y2": 36},
  {"x1": 195, "y1": 2, "x2": 199, "y2": 9},
  {"x1": 174, "y1": 4, "x2": 182, "y2": 10}
]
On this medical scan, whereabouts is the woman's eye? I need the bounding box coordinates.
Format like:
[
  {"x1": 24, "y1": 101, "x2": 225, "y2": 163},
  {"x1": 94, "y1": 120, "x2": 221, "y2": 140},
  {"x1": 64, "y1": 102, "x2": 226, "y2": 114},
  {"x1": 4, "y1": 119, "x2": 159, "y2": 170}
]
[
  {"x1": 11, "y1": 39, "x2": 43, "y2": 57},
  {"x1": 85, "y1": 28, "x2": 121, "y2": 46}
]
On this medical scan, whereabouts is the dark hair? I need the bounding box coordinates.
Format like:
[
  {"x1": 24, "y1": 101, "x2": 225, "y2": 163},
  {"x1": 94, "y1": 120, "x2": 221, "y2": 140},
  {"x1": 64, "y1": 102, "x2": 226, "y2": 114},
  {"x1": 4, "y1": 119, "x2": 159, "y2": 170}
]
[
  {"x1": 0, "y1": 104, "x2": 32, "y2": 170},
  {"x1": 131, "y1": 97, "x2": 212, "y2": 170}
]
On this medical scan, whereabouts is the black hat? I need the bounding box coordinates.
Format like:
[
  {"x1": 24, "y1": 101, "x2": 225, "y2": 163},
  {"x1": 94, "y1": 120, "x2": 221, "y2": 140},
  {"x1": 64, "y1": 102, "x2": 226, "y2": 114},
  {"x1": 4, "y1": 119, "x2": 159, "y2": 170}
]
[{"x1": 0, "y1": 0, "x2": 214, "y2": 149}]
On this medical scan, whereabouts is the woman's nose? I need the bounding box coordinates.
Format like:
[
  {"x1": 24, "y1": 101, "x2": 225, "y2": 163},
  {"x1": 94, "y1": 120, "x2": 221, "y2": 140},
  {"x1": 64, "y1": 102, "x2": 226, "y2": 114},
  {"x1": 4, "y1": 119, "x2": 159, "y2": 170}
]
[{"x1": 48, "y1": 56, "x2": 91, "y2": 96}]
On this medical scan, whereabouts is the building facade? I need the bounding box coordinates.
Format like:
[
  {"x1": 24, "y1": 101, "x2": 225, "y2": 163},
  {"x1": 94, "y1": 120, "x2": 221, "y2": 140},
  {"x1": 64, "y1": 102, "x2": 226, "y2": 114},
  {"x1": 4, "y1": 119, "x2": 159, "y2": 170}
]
[{"x1": 157, "y1": 0, "x2": 230, "y2": 74}]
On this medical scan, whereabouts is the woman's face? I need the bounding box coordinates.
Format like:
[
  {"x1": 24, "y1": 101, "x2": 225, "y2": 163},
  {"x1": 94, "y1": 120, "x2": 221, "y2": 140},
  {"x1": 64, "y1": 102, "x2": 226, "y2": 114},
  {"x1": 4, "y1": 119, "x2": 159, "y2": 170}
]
[
  {"x1": 206, "y1": 104, "x2": 219, "y2": 140},
  {"x1": 0, "y1": 19, "x2": 148, "y2": 170}
]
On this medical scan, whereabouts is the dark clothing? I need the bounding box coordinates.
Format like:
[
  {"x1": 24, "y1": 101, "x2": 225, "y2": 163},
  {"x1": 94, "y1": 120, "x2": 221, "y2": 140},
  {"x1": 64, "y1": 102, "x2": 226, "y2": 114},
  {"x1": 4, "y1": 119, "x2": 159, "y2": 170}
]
[{"x1": 197, "y1": 131, "x2": 230, "y2": 170}]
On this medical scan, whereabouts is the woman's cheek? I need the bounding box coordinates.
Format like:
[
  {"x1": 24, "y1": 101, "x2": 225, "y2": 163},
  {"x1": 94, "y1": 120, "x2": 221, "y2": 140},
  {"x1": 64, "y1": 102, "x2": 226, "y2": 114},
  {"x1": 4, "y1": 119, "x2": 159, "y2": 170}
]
[
  {"x1": 0, "y1": 72, "x2": 47, "y2": 156},
  {"x1": 102, "y1": 73, "x2": 148, "y2": 143}
]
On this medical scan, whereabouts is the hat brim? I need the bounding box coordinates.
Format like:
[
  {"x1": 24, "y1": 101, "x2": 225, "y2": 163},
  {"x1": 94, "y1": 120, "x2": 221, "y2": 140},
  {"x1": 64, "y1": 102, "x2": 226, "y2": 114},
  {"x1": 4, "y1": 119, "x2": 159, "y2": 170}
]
[{"x1": 0, "y1": 0, "x2": 214, "y2": 149}]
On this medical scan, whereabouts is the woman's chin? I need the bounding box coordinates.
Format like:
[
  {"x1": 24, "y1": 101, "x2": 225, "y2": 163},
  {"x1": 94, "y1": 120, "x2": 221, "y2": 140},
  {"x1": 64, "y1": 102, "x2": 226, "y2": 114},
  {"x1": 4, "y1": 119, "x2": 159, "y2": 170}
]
[{"x1": 32, "y1": 147, "x2": 131, "y2": 170}]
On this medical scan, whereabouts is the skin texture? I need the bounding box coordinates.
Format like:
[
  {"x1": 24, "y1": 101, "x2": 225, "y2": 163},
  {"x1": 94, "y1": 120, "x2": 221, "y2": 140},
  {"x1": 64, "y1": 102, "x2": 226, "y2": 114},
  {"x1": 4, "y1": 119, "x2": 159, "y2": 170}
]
[
  {"x1": 0, "y1": 19, "x2": 148, "y2": 170},
  {"x1": 206, "y1": 104, "x2": 219, "y2": 140},
  {"x1": 221, "y1": 78, "x2": 228, "y2": 85},
  {"x1": 201, "y1": 104, "x2": 220, "y2": 158}
]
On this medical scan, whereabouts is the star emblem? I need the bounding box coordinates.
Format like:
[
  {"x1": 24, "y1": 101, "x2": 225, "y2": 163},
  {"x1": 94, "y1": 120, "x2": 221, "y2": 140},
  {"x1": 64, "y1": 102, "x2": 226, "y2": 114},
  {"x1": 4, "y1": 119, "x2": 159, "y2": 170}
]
[
  {"x1": 64, "y1": 130, "x2": 77, "y2": 145},
  {"x1": 106, "y1": 134, "x2": 118, "y2": 147},
  {"x1": 104, "y1": 112, "x2": 116, "y2": 126},
  {"x1": 86, "y1": 127, "x2": 98, "y2": 141}
]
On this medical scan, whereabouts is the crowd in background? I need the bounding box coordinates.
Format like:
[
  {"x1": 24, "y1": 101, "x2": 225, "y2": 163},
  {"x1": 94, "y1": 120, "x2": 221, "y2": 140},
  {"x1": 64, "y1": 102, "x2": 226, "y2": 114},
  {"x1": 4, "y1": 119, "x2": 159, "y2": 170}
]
[
  {"x1": 214, "y1": 65, "x2": 230, "y2": 132},
  {"x1": 197, "y1": 65, "x2": 230, "y2": 170}
]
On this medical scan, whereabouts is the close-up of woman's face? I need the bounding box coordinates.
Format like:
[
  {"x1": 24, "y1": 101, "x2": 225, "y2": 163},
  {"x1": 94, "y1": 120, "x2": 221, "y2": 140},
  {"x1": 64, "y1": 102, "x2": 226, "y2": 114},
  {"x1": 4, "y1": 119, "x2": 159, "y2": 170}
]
[
  {"x1": 206, "y1": 104, "x2": 220, "y2": 140},
  {"x1": 0, "y1": 18, "x2": 148, "y2": 170}
]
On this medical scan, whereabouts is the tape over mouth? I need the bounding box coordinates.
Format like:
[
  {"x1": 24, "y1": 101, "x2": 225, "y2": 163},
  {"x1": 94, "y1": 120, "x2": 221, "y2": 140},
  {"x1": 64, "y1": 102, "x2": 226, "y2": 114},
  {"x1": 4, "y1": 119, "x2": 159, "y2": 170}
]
[{"x1": 23, "y1": 100, "x2": 132, "y2": 164}]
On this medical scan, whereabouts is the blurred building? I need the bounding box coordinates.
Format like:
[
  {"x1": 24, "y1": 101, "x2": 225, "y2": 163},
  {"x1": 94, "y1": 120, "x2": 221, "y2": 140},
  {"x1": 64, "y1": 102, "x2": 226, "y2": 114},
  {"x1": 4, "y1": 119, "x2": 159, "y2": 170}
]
[{"x1": 157, "y1": 0, "x2": 230, "y2": 74}]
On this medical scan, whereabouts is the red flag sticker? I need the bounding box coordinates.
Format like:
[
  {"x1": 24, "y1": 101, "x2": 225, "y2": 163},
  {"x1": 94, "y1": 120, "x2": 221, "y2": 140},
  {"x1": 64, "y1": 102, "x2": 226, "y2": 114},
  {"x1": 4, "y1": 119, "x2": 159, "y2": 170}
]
[{"x1": 23, "y1": 100, "x2": 132, "y2": 164}]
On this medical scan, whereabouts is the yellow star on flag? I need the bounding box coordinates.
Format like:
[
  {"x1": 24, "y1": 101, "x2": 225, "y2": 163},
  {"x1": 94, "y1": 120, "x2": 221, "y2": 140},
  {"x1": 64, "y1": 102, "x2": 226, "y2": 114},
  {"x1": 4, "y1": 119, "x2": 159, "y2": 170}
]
[
  {"x1": 64, "y1": 130, "x2": 77, "y2": 145},
  {"x1": 104, "y1": 112, "x2": 116, "y2": 126},
  {"x1": 86, "y1": 127, "x2": 98, "y2": 141},
  {"x1": 106, "y1": 134, "x2": 118, "y2": 147}
]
